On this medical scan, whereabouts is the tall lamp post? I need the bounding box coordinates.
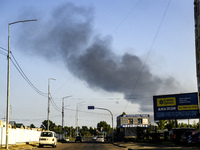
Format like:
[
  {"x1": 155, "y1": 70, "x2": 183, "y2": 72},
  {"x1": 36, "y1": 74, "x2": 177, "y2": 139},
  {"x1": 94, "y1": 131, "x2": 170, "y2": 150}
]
[
  {"x1": 47, "y1": 78, "x2": 56, "y2": 131},
  {"x1": 62, "y1": 96, "x2": 72, "y2": 137},
  {"x1": 88, "y1": 106, "x2": 114, "y2": 143},
  {"x1": 6, "y1": 19, "x2": 37, "y2": 149},
  {"x1": 76, "y1": 101, "x2": 85, "y2": 136}
]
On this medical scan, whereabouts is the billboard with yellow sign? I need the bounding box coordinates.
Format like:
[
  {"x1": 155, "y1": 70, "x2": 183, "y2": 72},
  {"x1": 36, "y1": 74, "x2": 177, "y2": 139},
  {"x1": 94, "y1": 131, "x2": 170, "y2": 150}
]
[{"x1": 153, "y1": 92, "x2": 199, "y2": 120}]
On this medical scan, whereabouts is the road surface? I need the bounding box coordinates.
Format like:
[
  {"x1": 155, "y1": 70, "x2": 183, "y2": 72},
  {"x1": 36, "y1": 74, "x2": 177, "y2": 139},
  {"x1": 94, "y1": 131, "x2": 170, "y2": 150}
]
[{"x1": 34, "y1": 142, "x2": 125, "y2": 150}]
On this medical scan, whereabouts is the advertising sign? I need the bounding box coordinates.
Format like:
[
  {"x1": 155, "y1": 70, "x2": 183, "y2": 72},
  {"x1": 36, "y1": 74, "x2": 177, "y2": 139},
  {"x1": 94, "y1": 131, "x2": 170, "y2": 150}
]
[
  {"x1": 153, "y1": 92, "x2": 199, "y2": 120},
  {"x1": 118, "y1": 114, "x2": 150, "y2": 118}
]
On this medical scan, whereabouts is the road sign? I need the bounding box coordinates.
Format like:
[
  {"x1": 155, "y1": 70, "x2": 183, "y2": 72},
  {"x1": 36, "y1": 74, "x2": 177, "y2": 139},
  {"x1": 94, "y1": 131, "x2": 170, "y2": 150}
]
[{"x1": 88, "y1": 106, "x2": 95, "y2": 109}]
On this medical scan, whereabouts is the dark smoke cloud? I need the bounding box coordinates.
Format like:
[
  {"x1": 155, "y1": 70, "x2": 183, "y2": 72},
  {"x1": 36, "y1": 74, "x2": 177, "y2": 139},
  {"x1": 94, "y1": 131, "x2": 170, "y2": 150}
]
[{"x1": 17, "y1": 3, "x2": 182, "y2": 112}]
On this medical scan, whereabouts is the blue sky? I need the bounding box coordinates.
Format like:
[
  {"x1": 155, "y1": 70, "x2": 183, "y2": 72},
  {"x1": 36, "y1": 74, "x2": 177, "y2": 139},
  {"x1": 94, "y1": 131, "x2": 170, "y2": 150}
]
[{"x1": 0, "y1": 0, "x2": 197, "y2": 128}]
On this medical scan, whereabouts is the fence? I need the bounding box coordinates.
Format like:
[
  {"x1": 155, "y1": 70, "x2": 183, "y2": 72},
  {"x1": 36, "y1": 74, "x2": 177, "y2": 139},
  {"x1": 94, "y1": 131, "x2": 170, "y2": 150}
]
[{"x1": 0, "y1": 127, "x2": 41, "y2": 146}]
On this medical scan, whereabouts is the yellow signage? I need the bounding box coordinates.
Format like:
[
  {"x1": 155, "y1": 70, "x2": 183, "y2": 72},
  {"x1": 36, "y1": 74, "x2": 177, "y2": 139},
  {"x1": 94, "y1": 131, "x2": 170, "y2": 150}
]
[
  {"x1": 178, "y1": 105, "x2": 198, "y2": 110},
  {"x1": 157, "y1": 97, "x2": 176, "y2": 107}
]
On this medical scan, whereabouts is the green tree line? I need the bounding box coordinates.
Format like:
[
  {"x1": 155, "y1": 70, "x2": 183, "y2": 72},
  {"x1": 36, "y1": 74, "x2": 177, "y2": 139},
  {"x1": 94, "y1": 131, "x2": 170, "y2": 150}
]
[
  {"x1": 155, "y1": 120, "x2": 199, "y2": 131},
  {"x1": 30, "y1": 120, "x2": 112, "y2": 138}
]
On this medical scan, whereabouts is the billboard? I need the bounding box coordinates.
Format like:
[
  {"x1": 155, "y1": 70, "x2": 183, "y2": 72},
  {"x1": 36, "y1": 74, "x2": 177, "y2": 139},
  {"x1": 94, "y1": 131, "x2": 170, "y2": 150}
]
[{"x1": 153, "y1": 92, "x2": 199, "y2": 120}]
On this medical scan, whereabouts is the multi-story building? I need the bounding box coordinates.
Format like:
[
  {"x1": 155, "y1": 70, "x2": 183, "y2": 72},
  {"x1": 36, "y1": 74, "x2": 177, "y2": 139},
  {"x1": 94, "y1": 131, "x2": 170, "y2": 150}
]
[
  {"x1": 194, "y1": 0, "x2": 200, "y2": 92},
  {"x1": 117, "y1": 114, "x2": 150, "y2": 128},
  {"x1": 116, "y1": 114, "x2": 150, "y2": 141}
]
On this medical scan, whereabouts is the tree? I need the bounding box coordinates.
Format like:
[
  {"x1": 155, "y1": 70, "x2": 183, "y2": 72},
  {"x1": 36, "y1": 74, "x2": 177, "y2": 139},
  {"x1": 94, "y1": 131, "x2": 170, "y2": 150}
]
[
  {"x1": 97, "y1": 121, "x2": 111, "y2": 134},
  {"x1": 64, "y1": 126, "x2": 72, "y2": 137},
  {"x1": 156, "y1": 120, "x2": 167, "y2": 130},
  {"x1": 178, "y1": 122, "x2": 187, "y2": 128},
  {"x1": 40, "y1": 120, "x2": 56, "y2": 131},
  {"x1": 80, "y1": 126, "x2": 92, "y2": 137},
  {"x1": 165, "y1": 120, "x2": 175, "y2": 131},
  {"x1": 192, "y1": 120, "x2": 198, "y2": 129},
  {"x1": 53, "y1": 125, "x2": 62, "y2": 134},
  {"x1": 89, "y1": 127, "x2": 97, "y2": 136},
  {"x1": 122, "y1": 112, "x2": 126, "y2": 115},
  {"x1": 30, "y1": 124, "x2": 36, "y2": 128}
]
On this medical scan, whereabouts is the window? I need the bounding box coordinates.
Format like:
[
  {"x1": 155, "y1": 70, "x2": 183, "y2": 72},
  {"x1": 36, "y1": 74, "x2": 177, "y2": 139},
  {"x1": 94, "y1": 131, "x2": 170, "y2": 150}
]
[
  {"x1": 41, "y1": 132, "x2": 53, "y2": 137},
  {"x1": 128, "y1": 119, "x2": 133, "y2": 124},
  {"x1": 196, "y1": 28, "x2": 198, "y2": 37},
  {"x1": 196, "y1": 40, "x2": 199, "y2": 48},
  {"x1": 138, "y1": 118, "x2": 142, "y2": 124}
]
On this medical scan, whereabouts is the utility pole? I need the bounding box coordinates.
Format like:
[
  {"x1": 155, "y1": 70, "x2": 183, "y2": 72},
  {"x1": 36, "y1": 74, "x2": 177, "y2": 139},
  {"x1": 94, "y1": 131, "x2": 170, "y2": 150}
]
[
  {"x1": 76, "y1": 105, "x2": 78, "y2": 136},
  {"x1": 62, "y1": 99, "x2": 64, "y2": 135},
  {"x1": 6, "y1": 19, "x2": 36, "y2": 149},
  {"x1": 76, "y1": 101, "x2": 84, "y2": 136},
  {"x1": 47, "y1": 78, "x2": 55, "y2": 131},
  {"x1": 62, "y1": 96, "x2": 72, "y2": 138}
]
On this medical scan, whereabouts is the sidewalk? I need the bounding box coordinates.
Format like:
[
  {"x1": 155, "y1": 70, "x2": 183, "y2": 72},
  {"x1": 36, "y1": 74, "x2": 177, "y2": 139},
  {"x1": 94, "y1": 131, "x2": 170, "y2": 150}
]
[
  {"x1": 0, "y1": 142, "x2": 38, "y2": 150},
  {"x1": 114, "y1": 141, "x2": 200, "y2": 150}
]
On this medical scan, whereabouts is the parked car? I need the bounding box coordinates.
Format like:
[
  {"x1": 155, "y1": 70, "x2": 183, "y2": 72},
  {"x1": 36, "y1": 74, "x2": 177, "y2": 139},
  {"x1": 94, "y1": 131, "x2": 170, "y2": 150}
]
[
  {"x1": 39, "y1": 131, "x2": 57, "y2": 148},
  {"x1": 188, "y1": 131, "x2": 200, "y2": 144},
  {"x1": 170, "y1": 128, "x2": 196, "y2": 143},
  {"x1": 92, "y1": 136, "x2": 97, "y2": 141},
  {"x1": 96, "y1": 135, "x2": 104, "y2": 142},
  {"x1": 75, "y1": 136, "x2": 82, "y2": 142},
  {"x1": 181, "y1": 130, "x2": 199, "y2": 144},
  {"x1": 63, "y1": 138, "x2": 69, "y2": 143}
]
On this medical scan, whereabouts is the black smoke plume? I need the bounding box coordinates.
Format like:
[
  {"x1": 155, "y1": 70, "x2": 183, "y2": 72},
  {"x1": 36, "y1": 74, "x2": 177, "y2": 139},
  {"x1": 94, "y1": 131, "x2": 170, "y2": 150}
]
[{"x1": 16, "y1": 3, "x2": 181, "y2": 112}]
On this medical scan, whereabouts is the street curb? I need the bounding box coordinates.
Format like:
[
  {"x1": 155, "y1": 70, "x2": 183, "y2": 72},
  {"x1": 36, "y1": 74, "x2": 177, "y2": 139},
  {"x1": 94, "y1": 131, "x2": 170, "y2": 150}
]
[{"x1": 113, "y1": 143, "x2": 128, "y2": 149}]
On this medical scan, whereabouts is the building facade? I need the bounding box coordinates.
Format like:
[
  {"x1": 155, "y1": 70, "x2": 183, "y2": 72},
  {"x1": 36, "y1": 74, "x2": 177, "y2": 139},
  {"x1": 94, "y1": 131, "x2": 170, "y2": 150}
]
[
  {"x1": 194, "y1": 0, "x2": 200, "y2": 92},
  {"x1": 117, "y1": 114, "x2": 150, "y2": 128},
  {"x1": 116, "y1": 114, "x2": 150, "y2": 141}
]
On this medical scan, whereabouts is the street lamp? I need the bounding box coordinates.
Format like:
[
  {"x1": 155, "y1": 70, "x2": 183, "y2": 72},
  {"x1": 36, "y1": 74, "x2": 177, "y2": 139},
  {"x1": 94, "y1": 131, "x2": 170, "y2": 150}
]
[
  {"x1": 62, "y1": 96, "x2": 72, "y2": 137},
  {"x1": 6, "y1": 19, "x2": 37, "y2": 149},
  {"x1": 88, "y1": 106, "x2": 114, "y2": 143},
  {"x1": 76, "y1": 101, "x2": 85, "y2": 136},
  {"x1": 47, "y1": 78, "x2": 56, "y2": 131}
]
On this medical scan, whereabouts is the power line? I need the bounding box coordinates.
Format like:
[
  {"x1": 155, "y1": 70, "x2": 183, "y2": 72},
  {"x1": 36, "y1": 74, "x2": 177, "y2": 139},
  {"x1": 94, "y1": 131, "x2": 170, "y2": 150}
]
[
  {"x1": 0, "y1": 47, "x2": 7, "y2": 56},
  {"x1": 0, "y1": 47, "x2": 8, "y2": 51},
  {"x1": 1, "y1": 46, "x2": 48, "y2": 97},
  {"x1": 0, "y1": 50, "x2": 7, "y2": 56},
  {"x1": 50, "y1": 95, "x2": 61, "y2": 112},
  {"x1": 110, "y1": 0, "x2": 140, "y2": 35},
  {"x1": 11, "y1": 51, "x2": 47, "y2": 96},
  {"x1": 123, "y1": 0, "x2": 171, "y2": 112}
]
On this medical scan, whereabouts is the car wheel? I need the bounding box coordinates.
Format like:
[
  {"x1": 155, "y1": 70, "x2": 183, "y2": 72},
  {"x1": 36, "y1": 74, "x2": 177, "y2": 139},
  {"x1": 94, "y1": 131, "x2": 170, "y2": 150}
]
[{"x1": 38, "y1": 144, "x2": 43, "y2": 147}]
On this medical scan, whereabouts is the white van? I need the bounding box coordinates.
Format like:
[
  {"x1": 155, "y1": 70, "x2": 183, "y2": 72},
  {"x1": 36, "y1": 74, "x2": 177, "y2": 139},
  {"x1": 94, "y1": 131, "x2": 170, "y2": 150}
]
[{"x1": 39, "y1": 131, "x2": 57, "y2": 148}]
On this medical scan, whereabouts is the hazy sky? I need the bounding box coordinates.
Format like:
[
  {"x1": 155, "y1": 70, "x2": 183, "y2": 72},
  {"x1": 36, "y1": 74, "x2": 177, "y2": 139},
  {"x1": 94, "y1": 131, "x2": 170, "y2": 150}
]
[{"x1": 0, "y1": 0, "x2": 197, "y2": 128}]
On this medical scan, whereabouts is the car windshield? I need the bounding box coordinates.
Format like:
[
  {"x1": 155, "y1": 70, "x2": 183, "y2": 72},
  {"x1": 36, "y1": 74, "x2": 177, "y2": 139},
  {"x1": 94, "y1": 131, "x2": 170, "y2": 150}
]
[{"x1": 41, "y1": 132, "x2": 53, "y2": 137}]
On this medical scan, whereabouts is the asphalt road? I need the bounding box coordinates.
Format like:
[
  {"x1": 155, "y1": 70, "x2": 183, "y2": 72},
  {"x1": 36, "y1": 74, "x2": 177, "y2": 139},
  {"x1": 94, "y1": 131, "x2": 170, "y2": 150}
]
[{"x1": 34, "y1": 142, "x2": 125, "y2": 150}]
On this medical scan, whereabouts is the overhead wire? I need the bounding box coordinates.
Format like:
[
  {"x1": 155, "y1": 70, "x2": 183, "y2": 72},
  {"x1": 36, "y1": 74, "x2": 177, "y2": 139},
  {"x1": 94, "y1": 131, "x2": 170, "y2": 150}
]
[
  {"x1": 0, "y1": 47, "x2": 7, "y2": 56},
  {"x1": 123, "y1": 0, "x2": 171, "y2": 112},
  {"x1": 110, "y1": 0, "x2": 140, "y2": 35},
  {"x1": 50, "y1": 94, "x2": 61, "y2": 112},
  {"x1": 0, "y1": 50, "x2": 7, "y2": 56},
  {"x1": 10, "y1": 51, "x2": 48, "y2": 97},
  {"x1": 0, "y1": 46, "x2": 48, "y2": 97}
]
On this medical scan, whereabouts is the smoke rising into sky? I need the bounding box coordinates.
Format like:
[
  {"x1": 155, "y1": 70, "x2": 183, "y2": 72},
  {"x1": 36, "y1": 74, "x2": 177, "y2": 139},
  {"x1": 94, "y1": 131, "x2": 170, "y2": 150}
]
[{"x1": 17, "y1": 3, "x2": 182, "y2": 112}]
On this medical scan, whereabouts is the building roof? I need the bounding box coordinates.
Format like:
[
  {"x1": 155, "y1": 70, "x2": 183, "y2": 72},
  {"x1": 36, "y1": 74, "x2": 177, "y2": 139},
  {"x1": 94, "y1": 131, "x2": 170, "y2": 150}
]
[{"x1": 9, "y1": 121, "x2": 16, "y2": 127}]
